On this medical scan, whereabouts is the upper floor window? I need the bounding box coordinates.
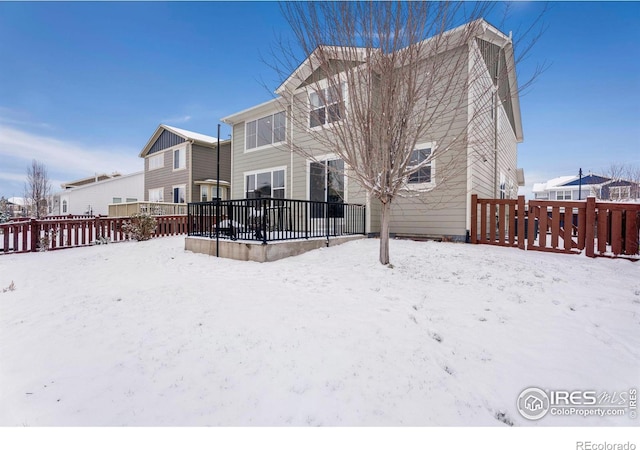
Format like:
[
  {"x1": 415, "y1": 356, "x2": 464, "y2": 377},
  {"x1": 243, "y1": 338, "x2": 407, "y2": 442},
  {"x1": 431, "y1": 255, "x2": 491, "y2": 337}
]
[
  {"x1": 148, "y1": 153, "x2": 164, "y2": 170},
  {"x1": 408, "y1": 148, "x2": 432, "y2": 184},
  {"x1": 173, "y1": 147, "x2": 186, "y2": 170},
  {"x1": 246, "y1": 112, "x2": 286, "y2": 150},
  {"x1": 556, "y1": 190, "x2": 572, "y2": 201},
  {"x1": 309, "y1": 84, "x2": 345, "y2": 128}
]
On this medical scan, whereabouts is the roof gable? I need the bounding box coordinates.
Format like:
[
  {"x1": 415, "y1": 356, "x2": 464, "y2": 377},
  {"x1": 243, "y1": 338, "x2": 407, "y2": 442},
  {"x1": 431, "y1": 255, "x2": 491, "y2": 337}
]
[
  {"x1": 562, "y1": 175, "x2": 611, "y2": 186},
  {"x1": 139, "y1": 124, "x2": 218, "y2": 158}
]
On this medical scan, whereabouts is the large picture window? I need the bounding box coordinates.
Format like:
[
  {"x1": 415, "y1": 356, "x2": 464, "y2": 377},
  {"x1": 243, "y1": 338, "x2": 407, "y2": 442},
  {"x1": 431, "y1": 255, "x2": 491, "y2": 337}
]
[
  {"x1": 408, "y1": 147, "x2": 432, "y2": 184},
  {"x1": 309, "y1": 84, "x2": 345, "y2": 128},
  {"x1": 245, "y1": 169, "x2": 285, "y2": 199},
  {"x1": 246, "y1": 112, "x2": 286, "y2": 150}
]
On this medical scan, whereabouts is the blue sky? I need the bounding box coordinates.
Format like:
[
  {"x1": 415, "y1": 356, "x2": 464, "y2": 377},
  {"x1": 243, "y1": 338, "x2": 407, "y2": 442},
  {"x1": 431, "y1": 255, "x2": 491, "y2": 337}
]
[{"x1": 0, "y1": 1, "x2": 638, "y2": 198}]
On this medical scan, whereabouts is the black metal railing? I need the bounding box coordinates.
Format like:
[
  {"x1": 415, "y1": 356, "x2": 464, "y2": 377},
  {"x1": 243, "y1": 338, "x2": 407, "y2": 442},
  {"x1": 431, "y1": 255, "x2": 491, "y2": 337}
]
[{"x1": 187, "y1": 198, "x2": 366, "y2": 243}]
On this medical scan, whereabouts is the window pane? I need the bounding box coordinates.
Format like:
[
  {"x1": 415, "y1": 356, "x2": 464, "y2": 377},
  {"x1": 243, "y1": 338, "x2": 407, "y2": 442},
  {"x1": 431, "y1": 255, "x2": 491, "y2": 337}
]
[
  {"x1": 257, "y1": 116, "x2": 272, "y2": 147},
  {"x1": 246, "y1": 174, "x2": 256, "y2": 198},
  {"x1": 112, "y1": 197, "x2": 122, "y2": 204},
  {"x1": 310, "y1": 91, "x2": 323, "y2": 108},
  {"x1": 246, "y1": 120, "x2": 257, "y2": 149},
  {"x1": 409, "y1": 148, "x2": 432, "y2": 184},
  {"x1": 273, "y1": 112, "x2": 286, "y2": 143},
  {"x1": 328, "y1": 159, "x2": 344, "y2": 202},
  {"x1": 273, "y1": 169, "x2": 285, "y2": 189},
  {"x1": 201, "y1": 186, "x2": 208, "y2": 202},
  {"x1": 326, "y1": 102, "x2": 343, "y2": 123},
  {"x1": 273, "y1": 188, "x2": 285, "y2": 199},
  {"x1": 257, "y1": 172, "x2": 271, "y2": 197},
  {"x1": 310, "y1": 108, "x2": 325, "y2": 128}
]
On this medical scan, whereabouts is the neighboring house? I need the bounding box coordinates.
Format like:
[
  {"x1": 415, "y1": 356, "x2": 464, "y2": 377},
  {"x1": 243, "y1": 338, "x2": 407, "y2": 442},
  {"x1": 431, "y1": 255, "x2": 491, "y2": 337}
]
[
  {"x1": 139, "y1": 124, "x2": 232, "y2": 204},
  {"x1": 6, "y1": 197, "x2": 29, "y2": 218},
  {"x1": 57, "y1": 172, "x2": 144, "y2": 216},
  {"x1": 221, "y1": 19, "x2": 524, "y2": 241},
  {"x1": 533, "y1": 174, "x2": 639, "y2": 202}
]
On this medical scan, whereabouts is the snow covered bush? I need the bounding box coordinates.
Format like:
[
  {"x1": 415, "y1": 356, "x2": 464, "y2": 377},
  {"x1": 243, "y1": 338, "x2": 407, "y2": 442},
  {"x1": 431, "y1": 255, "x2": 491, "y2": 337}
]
[{"x1": 122, "y1": 213, "x2": 157, "y2": 241}]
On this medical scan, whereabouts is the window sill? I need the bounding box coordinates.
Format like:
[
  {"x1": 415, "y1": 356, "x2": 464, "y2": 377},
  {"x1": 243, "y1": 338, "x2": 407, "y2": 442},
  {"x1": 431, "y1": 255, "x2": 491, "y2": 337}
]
[{"x1": 244, "y1": 141, "x2": 287, "y2": 154}]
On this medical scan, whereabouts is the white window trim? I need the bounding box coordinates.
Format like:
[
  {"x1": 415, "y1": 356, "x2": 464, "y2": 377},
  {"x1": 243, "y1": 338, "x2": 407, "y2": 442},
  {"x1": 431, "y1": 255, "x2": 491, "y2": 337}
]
[
  {"x1": 147, "y1": 153, "x2": 164, "y2": 171},
  {"x1": 172, "y1": 146, "x2": 187, "y2": 172},
  {"x1": 244, "y1": 111, "x2": 287, "y2": 153},
  {"x1": 406, "y1": 142, "x2": 436, "y2": 190},
  {"x1": 306, "y1": 77, "x2": 349, "y2": 132},
  {"x1": 200, "y1": 185, "x2": 209, "y2": 202},
  {"x1": 243, "y1": 166, "x2": 288, "y2": 199}
]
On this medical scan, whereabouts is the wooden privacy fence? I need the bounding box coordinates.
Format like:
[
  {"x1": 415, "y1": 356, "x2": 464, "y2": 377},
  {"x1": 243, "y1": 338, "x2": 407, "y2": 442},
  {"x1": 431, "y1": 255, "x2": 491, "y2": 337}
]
[
  {"x1": 471, "y1": 195, "x2": 640, "y2": 259},
  {"x1": 0, "y1": 215, "x2": 188, "y2": 255}
]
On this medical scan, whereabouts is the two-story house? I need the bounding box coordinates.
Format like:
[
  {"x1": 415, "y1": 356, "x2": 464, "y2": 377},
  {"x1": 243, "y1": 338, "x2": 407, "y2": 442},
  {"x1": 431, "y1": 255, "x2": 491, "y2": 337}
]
[
  {"x1": 139, "y1": 124, "x2": 232, "y2": 205},
  {"x1": 221, "y1": 19, "x2": 524, "y2": 241}
]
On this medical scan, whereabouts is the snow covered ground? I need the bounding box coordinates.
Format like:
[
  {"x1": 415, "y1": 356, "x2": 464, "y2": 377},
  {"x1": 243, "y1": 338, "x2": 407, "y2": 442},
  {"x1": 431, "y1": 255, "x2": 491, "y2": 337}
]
[{"x1": 0, "y1": 236, "x2": 638, "y2": 426}]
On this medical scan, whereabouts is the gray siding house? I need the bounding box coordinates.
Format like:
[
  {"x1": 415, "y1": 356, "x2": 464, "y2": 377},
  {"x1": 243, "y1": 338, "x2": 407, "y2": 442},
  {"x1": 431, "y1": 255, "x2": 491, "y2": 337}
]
[
  {"x1": 139, "y1": 124, "x2": 232, "y2": 204},
  {"x1": 222, "y1": 20, "x2": 524, "y2": 241}
]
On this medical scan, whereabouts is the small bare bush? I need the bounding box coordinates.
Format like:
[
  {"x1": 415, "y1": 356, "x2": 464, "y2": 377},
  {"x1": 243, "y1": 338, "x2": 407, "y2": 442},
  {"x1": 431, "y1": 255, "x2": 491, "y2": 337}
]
[{"x1": 122, "y1": 213, "x2": 157, "y2": 241}]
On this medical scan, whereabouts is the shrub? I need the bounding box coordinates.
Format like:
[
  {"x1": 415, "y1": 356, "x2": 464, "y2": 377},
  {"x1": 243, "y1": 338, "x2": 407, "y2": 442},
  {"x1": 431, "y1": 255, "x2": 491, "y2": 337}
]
[{"x1": 122, "y1": 213, "x2": 157, "y2": 241}]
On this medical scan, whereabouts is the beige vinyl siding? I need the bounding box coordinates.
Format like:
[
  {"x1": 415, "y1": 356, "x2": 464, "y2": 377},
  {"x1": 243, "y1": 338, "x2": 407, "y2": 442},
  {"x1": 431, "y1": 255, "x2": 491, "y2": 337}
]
[
  {"x1": 231, "y1": 121, "x2": 292, "y2": 199},
  {"x1": 468, "y1": 38, "x2": 518, "y2": 201},
  {"x1": 191, "y1": 142, "x2": 232, "y2": 201},
  {"x1": 388, "y1": 45, "x2": 470, "y2": 239},
  {"x1": 144, "y1": 145, "x2": 190, "y2": 202}
]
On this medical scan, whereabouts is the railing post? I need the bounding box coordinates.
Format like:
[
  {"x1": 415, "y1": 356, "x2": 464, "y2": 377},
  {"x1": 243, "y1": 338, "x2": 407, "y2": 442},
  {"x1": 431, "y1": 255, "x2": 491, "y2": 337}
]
[
  {"x1": 470, "y1": 194, "x2": 478, "y2": 244},
  {"x1": 30, "y1": 218, "x2": 38, "y2": 252},
  {"x1": 362, "y1": 204, "x2": 366, "y2": 235},
  {"x1": 325, "y1": 202, "x2": 330, "y2": 241},
  {"x1": 517, "y1": 196, "x2": 525, "y2": 250},
  {"x1": 585, "y1": 196, "x2": 595, "y2": 257},
  {"x1": 261, "y1": 199, "x2": 267, "y2": 245}
]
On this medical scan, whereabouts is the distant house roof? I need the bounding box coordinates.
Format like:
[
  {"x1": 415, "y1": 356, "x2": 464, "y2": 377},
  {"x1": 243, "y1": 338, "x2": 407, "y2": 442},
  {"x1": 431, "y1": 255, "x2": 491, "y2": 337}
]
[
  {"x1": 61, "y1": 173, "x2": 122, "y2": 189},
  {"x1": 561, "y1": 174, "x2": 611, "y2": 186},
  {"x1": 139, "y1": 124, "x2": 230, "y2": 158},
  {"x1": 532, "y1": 176, "x2": 576, "y2": 193}
]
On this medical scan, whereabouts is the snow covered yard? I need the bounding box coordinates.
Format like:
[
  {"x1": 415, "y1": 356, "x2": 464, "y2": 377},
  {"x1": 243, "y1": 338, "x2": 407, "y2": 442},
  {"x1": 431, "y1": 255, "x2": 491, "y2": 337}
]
[{"x1": 0, "y1": 236, "x2": 638, "y2": 426}]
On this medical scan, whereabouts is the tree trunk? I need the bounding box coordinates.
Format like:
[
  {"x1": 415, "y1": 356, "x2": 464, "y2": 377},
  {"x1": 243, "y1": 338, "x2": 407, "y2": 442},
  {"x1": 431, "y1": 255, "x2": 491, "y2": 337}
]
[{"x1": 379, "y1": 199, "x2": 391, "y2": 265}]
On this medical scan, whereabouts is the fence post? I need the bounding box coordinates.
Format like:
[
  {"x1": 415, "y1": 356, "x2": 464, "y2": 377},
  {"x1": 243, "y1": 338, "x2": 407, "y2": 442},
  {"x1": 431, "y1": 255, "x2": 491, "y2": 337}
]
[
  {"x1": 517, "y1": 196, "x2": 525, "y2": 250},
  {"x1": 470, "y1": 194, "x2": 477, "y2": 244},
  {"x1": 261, "y1": 199, "x2": 268, "y2": 245},
  {"x1": 30, "y1": 218, "x2": 39, "y2": 252},
  {"x1": 585, "y1": 197, "x2": 595, "y2": 257}
]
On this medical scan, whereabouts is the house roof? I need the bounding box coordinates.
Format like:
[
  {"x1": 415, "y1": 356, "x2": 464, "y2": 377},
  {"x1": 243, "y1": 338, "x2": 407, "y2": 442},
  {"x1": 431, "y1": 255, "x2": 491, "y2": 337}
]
[
  {"x1": 61, "y1": 173, "x2": 122, "y2": 189},
  {"x1": 221, "y1": 98, "x2": 283, "y2": 125},
  {"x1": 532, "y1": 176, "x2": 577, "y2": 193},
  {"x1": 61, "y1": 171, "x2": 143, "y2": 192},
  {"x1": 561, "y1": 174, "x2": 611, "y2": 187},
  {"x1": 139, "y1": 124, "x2": 229, "y2": 158}
]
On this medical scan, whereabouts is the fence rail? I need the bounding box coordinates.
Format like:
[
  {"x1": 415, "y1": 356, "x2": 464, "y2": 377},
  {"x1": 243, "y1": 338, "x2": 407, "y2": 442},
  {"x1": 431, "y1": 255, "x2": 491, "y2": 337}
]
[
  {"x1": 0, "y1": 215, "x2": 188, "y2": 254},
  {"x1": 471, "y1": 195, "x2": 640, "y2": 259},
  {"x1": 188, "y1": 198, "x2": 366, "y2": 243}
]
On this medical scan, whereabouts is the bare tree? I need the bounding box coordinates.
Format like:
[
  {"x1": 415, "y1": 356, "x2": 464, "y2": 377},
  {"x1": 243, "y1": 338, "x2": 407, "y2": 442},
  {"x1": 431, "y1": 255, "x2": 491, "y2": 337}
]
[
  {"x1": 597, "y1": 162, "x2": 640, "y2": 201},
  {"x1": 271, "y1": 1, "x2": 545, "y2": 264},
  {"x1": 24, "y1": 159, "x2": 51, "y2": 219}
]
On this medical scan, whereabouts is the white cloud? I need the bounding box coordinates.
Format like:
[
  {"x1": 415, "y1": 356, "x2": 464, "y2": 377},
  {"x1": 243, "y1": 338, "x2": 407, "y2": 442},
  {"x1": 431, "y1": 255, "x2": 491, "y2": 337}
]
[
  {"x1": 161, "y1": 115, "x2": 192, "y2": 124},
  {"x1": 0, "y1": 125, "x2": 142, "y2": 177}
]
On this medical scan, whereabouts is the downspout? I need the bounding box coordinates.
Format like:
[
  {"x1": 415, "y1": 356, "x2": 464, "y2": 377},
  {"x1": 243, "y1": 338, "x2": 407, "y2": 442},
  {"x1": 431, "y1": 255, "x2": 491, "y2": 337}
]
[
  {"x1": 493, "y1": 39, "x2": 510, "y2": 198},
  {"x1": 290, "y1": 93, "x2": 294, "y2": 198}
]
